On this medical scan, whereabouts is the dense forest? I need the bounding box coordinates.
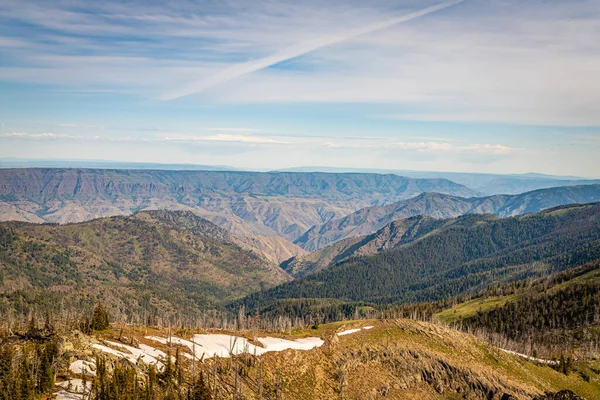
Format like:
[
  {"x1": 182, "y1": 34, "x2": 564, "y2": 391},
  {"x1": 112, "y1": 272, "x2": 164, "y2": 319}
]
[
  {"x1": 457, "y1": 261, "x2": 600, "y2": 356},
  {"x1": 234, "y1": 203, "x2": 600, "y2": 311}
]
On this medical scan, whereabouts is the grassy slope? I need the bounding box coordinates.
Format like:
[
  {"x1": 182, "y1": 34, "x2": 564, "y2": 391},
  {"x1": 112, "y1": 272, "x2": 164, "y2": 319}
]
[
  {"x1": 260, "y1": 320, "x2": 600, "y2": 399},
  {"x1": 434, "y1": 261, "x2": 600, "y2": 325},
  {"x1": 435, "y1": 294, "x2": 519, "y2": 324},
  {"x1": 81, "y1": 319, "x2": 600, "y2": 399}
]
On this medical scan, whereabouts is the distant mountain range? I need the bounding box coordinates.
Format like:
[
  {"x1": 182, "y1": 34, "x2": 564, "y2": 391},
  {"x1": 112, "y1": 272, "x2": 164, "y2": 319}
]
[
  {"x1": 278, "y1": 166, "x2": 600, "y2": 195},
  {"x1": 237, "y1": 203, "x2": 600, "y2": 310},
  {"x1": 0, "y1": 168, "x2": 475, "y2": 242},
  {"x1": 4, "y1": 160, "x2": 598, "y2": 196},
  {"x1": 295, "y1": 184, "x2": 600, "y2": 251}
]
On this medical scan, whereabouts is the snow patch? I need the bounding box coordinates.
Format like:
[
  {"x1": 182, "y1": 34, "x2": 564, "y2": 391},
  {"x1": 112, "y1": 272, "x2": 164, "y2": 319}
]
[
  {"x1": 56, "y1": 379, "x2": 92, "y2": 394},
  {"x1": 68, "y1": 360, "x2": 96, "y2": 377},
  {"x1": 146, "y1": 333, "x2": 324, "y2": 358},
  {"x1": 91, "y1": 341, "x2": 165, "y2": 370},
  {"x1": 54, "y1": 391, "x2": 84, "y2": 400},
  {"x1": 337, "y1": 328, "x2": 361, "y2": 336},
  {"x1": 500, "y1": 349, "x2": 559, "y2": 365},
  {"x1": 258, "y1": 337, "x2": 324, "y2": 352},
  {"x1": 192, "y1": 334, "x2": 264, "y2": 358},
  {"x1": 337, "y1": 325, "x2": 376, "y2": 336}
]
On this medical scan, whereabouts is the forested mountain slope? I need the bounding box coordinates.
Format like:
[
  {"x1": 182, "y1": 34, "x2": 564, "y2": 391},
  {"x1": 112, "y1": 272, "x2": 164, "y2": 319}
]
[
  {"x1": 0, "y1": 168, "x2": 475, "y2": 242},
  {"x1": 283, "y1": 215, "x2": 444, "y2": 277},
  {"x1": 296, "y1": 184, "x2": 600, "y2": 250},
  {"x1": 436, "y1": 260, "x2": 600, "y2": 354},
  {"x1": 0, "y1": 210, "x2": 291, "y2": 321},
  {"x1": 237, "y1": 203, "x2": 600, "y2": 310}
]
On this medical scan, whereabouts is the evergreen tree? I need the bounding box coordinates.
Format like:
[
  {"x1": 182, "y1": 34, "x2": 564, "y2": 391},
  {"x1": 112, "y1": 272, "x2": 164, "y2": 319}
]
[
  {"x1": 91, "y1": 303, "x2": 110, "y2": 331},
  {"x1": 188, "y1": 373, "x2": 212, "y2": 400}
]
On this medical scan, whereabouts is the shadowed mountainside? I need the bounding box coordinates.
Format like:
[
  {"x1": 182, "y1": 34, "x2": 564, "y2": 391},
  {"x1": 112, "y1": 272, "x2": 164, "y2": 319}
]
[
  {"x1": 238, "y1": 203, "x2": 600, "y2": 309},
  {"x1": 295, "y1": 184, "x2": 600, "y2": 251}
]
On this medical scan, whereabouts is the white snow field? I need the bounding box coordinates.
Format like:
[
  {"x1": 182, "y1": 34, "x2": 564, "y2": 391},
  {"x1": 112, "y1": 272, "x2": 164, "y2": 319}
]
[
  {"x1": 54, "y1": 390, "x2": 84, "y2": 400},
  {"x1": 68, "y1": 360, "x2": 96, "y2": 377},
  {"x1": 500, "y1": 348, "x2": 559, "y2": 365},
  {"x1": 91, "y1": 340, "x2": 166, "y2": 370},
  {"x1": 55, "y1": 378, "x2": 91, "y2": 399},
  {"x1": 257, "y1": 336, "x2": 324, "y2": 352},
  {"x1": 336, "y1": 325, "x2": 376, "y2": 336},
  {"x1": 146, "y1": 333, "x2": 324, "y2": 359},
  {"x1": 337, "y1": 328, "x2": 361, "y2": 336},
  {"x1": 56, "y1": 379, "x2": 92, "y2": 394}
]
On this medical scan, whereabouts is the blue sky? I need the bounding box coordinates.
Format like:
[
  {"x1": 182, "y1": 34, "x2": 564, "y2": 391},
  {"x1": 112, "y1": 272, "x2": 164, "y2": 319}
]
[{"x1": 1, "y1": 0, "x2": 599, "y2": 176}]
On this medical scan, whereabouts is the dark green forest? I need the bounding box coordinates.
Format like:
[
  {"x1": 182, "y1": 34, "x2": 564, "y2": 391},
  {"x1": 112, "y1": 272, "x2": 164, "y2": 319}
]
[{"x1": 234, "y1": 203, "x2": 600, "y2": 310}]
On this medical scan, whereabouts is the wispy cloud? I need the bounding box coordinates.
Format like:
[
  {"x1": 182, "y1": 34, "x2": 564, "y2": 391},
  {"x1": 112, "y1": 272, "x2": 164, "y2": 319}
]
[
  {"x1": 164, "y1": 134, "x2": 286, "y2": 144},
  {"x1": 3, "y1": 0, "x2": 599, "y2": 126},
  {"x1": 0, "y1": 132, "x2": 94, "y2": 140},
  {"x1": 1, "y1": 131, "x2": 523, "y2": 157},
  {"x1": 161, "y1": 0, "x2": 465, "y2": 100},
  {"x1": 458, "y1": 144, "x2": 524, "y2": 154}
]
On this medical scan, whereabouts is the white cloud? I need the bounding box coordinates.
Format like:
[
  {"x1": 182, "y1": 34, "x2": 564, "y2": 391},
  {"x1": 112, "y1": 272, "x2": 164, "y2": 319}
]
[
  {"x1": 457, "y1": 144, "x2": 524, "y2": 155},
  {"x1": 204, "y1": 128, "x2": 265, "y2": 133},
  {"x1": 391, "y1": 141, "x2": 454, "y2": 152},
  {"x1": 322, "y1": 139, "x2": 521, "y2": 155},
  {"x1": 2, "y1": 0, "x2": 600, "y2": 137},
  {"x1": 0, "y1": 131, "x2": 523, "y2": 157},
  {"x1": 160, "y1": 0, "x2": 465, "y2": 100},
  {"x1": 164, "y1": 134, "x2": 287, "y2": 144},
  {"x1": 0, "y1": 132, "x2": 90, "y2": 140}
]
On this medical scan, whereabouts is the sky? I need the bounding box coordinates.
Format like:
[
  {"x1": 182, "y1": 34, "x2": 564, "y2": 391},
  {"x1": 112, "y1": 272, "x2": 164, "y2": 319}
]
[{"x1": 1, "y1": 0, "x2": 599, "y2": 176}]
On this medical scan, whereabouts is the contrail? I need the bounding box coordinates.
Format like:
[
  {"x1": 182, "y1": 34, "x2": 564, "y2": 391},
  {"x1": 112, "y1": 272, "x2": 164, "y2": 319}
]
[{"x1": 162, "y1": 0, "x2": 465, "y2": 100}]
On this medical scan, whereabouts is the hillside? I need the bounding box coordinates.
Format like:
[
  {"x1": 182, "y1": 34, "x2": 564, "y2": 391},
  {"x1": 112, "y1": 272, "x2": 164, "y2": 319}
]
[
  {"x1": 0, "y1": 210, "x2": 291, "y2": 321},
  {"x1": 4, "y1": 318, "x2": 599, "y2": 399},
  {"x1": 433, "y1": 260, "x2": 600, "y2": 357},
  {"x1": 0, "y1": 168, "x2": 475, "y2": 242},
  {"x1": 237, "y1": 203, "x2": 600, "y2": 310},
  {"x1": 283, "y1": 215, "x2": 444, "y2": 277},
  {"x1": 295, "y1": 184, "x2": 600, "y2": 251}
]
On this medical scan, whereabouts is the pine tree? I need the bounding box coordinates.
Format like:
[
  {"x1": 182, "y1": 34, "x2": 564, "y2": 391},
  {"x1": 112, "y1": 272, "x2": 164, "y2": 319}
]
[
  {"x1": 36, "y1": 345, "x2": 54, "y2": 394},
  {"x1": 91, "y1": 303, "x2": 110, "y2": 331},
  {"x1": 188, "y1": 373, "x2": 211, "y2": 400},
  {"x1": 17, "y1": 357, "x2": 34, "y2": 400}
]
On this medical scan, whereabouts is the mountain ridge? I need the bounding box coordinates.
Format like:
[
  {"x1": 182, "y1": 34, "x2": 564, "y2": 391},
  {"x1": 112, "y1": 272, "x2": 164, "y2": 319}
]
[
  {"x1": 0, "y1": 168, "x2": 476, "y2": 242},
  {"x1": 237, "y1": 202, "x2": 600, "y2": 310},
  {"x1": 295, "y1": 184, "x2": 600, "y2": 251}
]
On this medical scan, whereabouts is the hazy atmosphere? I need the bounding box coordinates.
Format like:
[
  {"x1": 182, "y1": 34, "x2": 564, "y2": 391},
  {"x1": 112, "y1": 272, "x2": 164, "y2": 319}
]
[
  {"x1": 3, "y1": 2, "x2": 600, "y2": 400},
  {"x1": 1, "y1": 0, "x2": 599, "y2": 176}
]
